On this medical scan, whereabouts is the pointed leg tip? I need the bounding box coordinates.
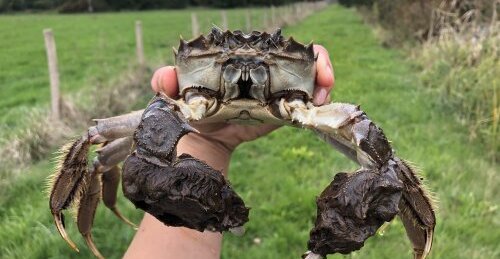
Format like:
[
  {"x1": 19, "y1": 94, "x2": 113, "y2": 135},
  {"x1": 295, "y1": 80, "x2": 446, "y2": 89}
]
[
  {"x1": 111, "y1": 207, "x2": 138, "y2": 229},
  {"x1": 84, "y1": 233, "x2": 105, "y2": 259},
  {"x1": 412, "y1": 229, "x2": 433, "y2": 259},
  {"x1": 423, "y1": 229, "x2": 434, "y2": 258},
  {"x1": 53, "y1": 212, "x2": 79, "y2": 252}
]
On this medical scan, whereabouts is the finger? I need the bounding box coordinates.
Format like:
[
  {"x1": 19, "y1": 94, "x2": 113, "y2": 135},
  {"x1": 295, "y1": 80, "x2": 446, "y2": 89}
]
[
  {"x1": 313, "y1": 45, "x2": 335, "y2": 105},
  {"x1": 314, "y1": 45, "x2": 334, "y2": 89},
  {"x1": 150, "y1": 66, "x2": 179, "y2": 97}
]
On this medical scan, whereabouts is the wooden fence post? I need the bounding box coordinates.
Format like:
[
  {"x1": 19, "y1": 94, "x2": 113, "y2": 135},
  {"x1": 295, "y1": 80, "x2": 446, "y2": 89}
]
[
  {"x1": 43, "y1": 29, "x2": 60, "y2": 120},
  {"x1": 191, "y1": 13, "x2": 199, "y2": 38},
  {"x1": 221, "y1": 10, "x2": 228, "y2": 30},
  {"x1": 135, "y1": 21, "x2": 144, "y2": 66},
  {"x1": 245, "y1": 9, "x2": 252, "y2": 32}
]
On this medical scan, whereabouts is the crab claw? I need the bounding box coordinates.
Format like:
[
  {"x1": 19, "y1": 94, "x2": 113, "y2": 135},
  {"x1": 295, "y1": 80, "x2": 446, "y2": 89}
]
[
  {"x1": 122, "y1": 96, "x2": 249, "y2": 232},
  {"x1": 279, "y1": 99, "x2": 436, "y2": 258},
  {"x1": 307, "y1": 167, "x2": 403, "y2": 256}
]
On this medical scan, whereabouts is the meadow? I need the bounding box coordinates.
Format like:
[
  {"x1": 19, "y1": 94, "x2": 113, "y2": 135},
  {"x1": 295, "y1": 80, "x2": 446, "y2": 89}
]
[
  {"x1": 0, "y1": 8, "x2": 271, "y2": 127},
  {"x1": 0, "y1": 4, "x2": 498, "y2": 259}
]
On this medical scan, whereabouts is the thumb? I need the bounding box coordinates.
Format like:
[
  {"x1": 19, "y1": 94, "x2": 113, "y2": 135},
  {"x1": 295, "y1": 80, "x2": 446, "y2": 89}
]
[{"x1": 151, "y1": 66, "x2": 179, "y2": 97}]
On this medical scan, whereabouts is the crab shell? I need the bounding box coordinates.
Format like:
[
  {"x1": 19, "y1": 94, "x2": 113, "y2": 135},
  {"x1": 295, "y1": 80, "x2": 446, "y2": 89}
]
[{"x1": 175, "y1": 28, "x2": 316, "y2": 124}]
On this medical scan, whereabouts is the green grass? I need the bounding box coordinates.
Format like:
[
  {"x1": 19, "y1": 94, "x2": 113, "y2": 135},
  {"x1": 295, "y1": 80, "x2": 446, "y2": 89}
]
[
  {"x1": 1, "y1": 4, "x2": 499, "y2": 259},
  {"x1": 415, "y1": 28, "x2": 499, "y2": 158},
  {"x1": 0, "y1": 8, "x2": 270, "y2": 128}
]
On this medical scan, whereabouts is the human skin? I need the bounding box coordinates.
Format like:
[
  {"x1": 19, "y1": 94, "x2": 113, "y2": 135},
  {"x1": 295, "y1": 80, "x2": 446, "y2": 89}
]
[{"x1": 123, "y1": 45, "x2": 334, "y2": 259}]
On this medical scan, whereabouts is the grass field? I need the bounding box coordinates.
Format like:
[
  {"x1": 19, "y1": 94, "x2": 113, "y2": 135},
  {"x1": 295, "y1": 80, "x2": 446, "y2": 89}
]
[
  {"x1": 0, "y1": 8, "x2": 269, "y2": 128},
  {"x1": 0, "y1": 4, "x2": 499, "y2": 259}
]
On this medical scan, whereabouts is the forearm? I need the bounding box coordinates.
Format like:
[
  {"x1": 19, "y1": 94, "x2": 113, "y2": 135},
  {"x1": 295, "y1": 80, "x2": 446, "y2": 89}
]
[{"x1": 124, "y1": 133, "x2": 232, "y2": 259}]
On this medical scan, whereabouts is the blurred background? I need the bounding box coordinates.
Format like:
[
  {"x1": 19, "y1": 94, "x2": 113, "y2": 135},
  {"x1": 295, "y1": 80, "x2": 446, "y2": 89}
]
[{"x1": 0, "y1": 0, "x2": 498, "y2": 258}]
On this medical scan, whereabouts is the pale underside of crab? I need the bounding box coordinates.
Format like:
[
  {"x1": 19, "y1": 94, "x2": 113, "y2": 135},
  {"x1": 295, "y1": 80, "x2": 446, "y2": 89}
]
[{"x1": 48, "y1": 28, "x2": 436, "y2": 259}]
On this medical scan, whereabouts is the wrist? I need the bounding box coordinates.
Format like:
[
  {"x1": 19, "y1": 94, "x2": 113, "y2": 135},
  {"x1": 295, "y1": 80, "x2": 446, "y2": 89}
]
[{"x1": 176, "y1": 133, "x2": 232, "y2": 176}]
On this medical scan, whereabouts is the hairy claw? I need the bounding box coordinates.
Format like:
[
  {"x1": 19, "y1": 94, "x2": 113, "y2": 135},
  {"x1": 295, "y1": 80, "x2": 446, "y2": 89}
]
[
  {"x1": 280, "y1": 98, "x2": 435, "y2": 257},
  {"x1": 122, "y1": 97, "x2": 249, "y2": 231},
  {"x1": 123, "y1": 153, "x2": 249, "y2": 231},
  {"x1": 303, "y1": 107, "x2": 434, "y2": 257},
  {"x1": 307, "y1": 167, "x2": 403, "y2": 255}
]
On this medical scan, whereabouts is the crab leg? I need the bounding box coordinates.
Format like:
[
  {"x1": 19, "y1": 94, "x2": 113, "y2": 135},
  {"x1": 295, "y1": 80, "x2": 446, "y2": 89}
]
[
  {"x1": 76, "y1": 165, "x2": 104, "y2": 259},
  {"x1": 101, "y1": 166, "x2": 137, "y2": 228},
  {"x1": 93, "y1": 136, "x2": 137, "y2": 228},
  {"x1": 95, "y1": 136, "x2": 133, "y2": 172},
  {"x1": 90, "y1": 110, "x2": 143, "y2": 143},
  {"x1": 122, "y1": 96, "x2": 249, "y2": 233},
  {"x1": 49, "y1": 111, "x2": 141, "y2": 252},
  {"x1": 73, "y1": 137, "x2": 137, "y2": 258},
  {"x1": 395, "y1": 158, "x2": 435, "y2": 259},
  {"x1": 279, "y1": 100, "x2": 435, "y2": 259}
]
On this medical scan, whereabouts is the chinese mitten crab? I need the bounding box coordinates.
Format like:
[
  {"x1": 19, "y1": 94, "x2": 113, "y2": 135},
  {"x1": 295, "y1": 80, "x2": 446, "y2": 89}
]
[{"x1": 49, "y1": 27, "x2": 436, "y2": 259}]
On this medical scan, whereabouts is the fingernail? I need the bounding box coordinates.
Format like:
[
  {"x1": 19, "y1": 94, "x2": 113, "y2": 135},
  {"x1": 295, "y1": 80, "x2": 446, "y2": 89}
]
[{"x1": 313, "y1": 88, "x2": 328, "y2": 105}]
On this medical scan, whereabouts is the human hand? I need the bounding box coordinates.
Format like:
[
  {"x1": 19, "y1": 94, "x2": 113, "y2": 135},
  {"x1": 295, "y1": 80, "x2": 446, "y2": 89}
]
[{"x1": 150, "y1": 44, "x2": 334, "y2": 152}]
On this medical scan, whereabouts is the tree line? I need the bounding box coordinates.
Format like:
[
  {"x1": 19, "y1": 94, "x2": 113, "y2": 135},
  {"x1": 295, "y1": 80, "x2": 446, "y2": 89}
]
[
  {"x1": 337, "y1": 0, "x2": 494, "y2": 41},
  {"x1": 1, "y1": 0, "x2": 316, "y2": 13}
]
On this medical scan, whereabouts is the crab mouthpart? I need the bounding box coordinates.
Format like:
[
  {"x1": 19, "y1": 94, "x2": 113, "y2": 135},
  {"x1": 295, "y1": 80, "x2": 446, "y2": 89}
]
[{"x1": 222, "y1": 60, "x2": 268, "y2": 102}]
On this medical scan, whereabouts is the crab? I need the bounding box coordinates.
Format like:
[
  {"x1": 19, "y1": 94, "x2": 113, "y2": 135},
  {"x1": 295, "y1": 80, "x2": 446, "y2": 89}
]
[{"x1": 48, "y1": 27, "x2": 436, "y2": 259}]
